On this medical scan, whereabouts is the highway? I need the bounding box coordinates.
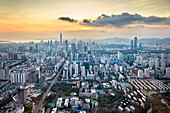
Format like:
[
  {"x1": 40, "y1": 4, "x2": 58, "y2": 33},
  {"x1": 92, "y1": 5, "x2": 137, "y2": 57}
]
[{"x1": 33, "y1": 58, "x2": 67, "y2": 113}]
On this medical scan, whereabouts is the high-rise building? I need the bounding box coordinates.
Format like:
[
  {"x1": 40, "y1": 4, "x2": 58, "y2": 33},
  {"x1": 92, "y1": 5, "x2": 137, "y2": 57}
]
[
  {"x1": 48, "y1": 40, "x2": 50, "y2": 46},
  {"x1": 77, "y1": 40, "x2": 83, "y2": 52},
  {"x1": 36, "y1": 44, "x2": 38, "y2": 53},
  {"x1": 28, "y1": 71, "x2": 39, "y2": 83},
  {"x1": 55, "y1": 40, "x2": 57, "y2": 47},
  {"x1": 75, "y1": 52, "x2": 79, "y2": 60},
  {"x1": 70, "y1": 53, "x2": 73, "y2": 62},
  {"x1": 50, "y1": 40, "x2": 52, "y2": 48},
  {"x1": 65, "y1": 40, "x2": 68, "y2": 52},
  {"x1": 18, "y1": 86, "x2": 27, "y2": 105},
  {"x1": 75, "y1": 64, "x2": 78, "y2": 75},
  {"x1": 10, "y1": 71, "x2": 26, "y2": 84},
  {"x1": 136, "y1": 56, "x2": 143, "y2": 64},
  {"x1": 82, "y1": 62, "x2": 90, "y2": 70},
  {"x1": 81, "y1": 66, "x2": 85, "y2": 77},
  {"x1": 88, "y1": 55, "x2": 93, "y2": 65},
  {"x1": 166, "y1": 67, "x2": 170, "y2": 78},
  {"x1": 94, "y1": 65, "x2": 98, "y2": 76},
  {"x1": 60, "y1": 33, "x2": 62, "y2": 45},
  {"x1": 138, "y1": 70, "x2": 143, "y2": 78},
  {"x1": 69, "y1": 64, "x2": 73, "y2": 77},
  {"x1": 149, "y1": 59, "x2": 154, "y2": 68},
  {"x1": 161, "y1": 59, "x2": 166, "y2": 68},
  {"x1": 131, "y1": 40, "x2": 133, "y2": 50},
  {"x1": 90, "y1": 66, "x2": 92, "y2": 72},
  {"x1": 139, "y1": 43, "x2": 142, "y2": 50},
  {"x1": 144, "y1": 69, "x2": 150, "y2": 77},
  {"x1": 63, "y1": 68, "x2": 68, "y2": 80},
  {"x1": 114, "y1": 64, "x2": 119, "y2": 72},
  {"x1": 117, "y1": 51, "x2": 122, "y2": 60},
  {"x1": 29, "y1": 47, "x2": 33, "y2": 53},
  {"x1": 84, "y1": 46, "x2": 88, "y2": 52},
  {"x1": 71, "y1": 43, "x2": 76, "y2": 60},
  {"x1": 155, "y1": 58, "x2": 159, "y2": 68},
  {"x1": 134, "y1": 37, "x2": 137, "y2": 51}
]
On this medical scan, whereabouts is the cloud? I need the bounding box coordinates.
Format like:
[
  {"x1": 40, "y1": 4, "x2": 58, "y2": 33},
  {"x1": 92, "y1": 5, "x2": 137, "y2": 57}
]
[
  {"x1": 82, "y1": 13, "x2": 170, "y2": 27},
  {"x1": 58, "y1": 17, "x2": 77, "y2": 22},
  {"x1": 59, "y1": 13, "x2": 170, "y2": 28},
  {"x1": 0, "y1": 40, "x2": 11, "y2": 42},
  {"x1": 82, "y1": 19, "x2": 91, "y2": 23}
]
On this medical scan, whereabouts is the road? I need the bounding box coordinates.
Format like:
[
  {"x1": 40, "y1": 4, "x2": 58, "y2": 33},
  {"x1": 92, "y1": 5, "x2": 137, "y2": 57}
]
[{"x1": 33, "y1": 59, "x2": 66, "y2": 113}]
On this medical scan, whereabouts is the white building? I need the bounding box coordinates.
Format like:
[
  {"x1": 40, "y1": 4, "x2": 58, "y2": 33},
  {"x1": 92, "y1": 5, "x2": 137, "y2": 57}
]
[
  {"x1": 138, "y1": 70, "x2": 143, "y2": 78},
  {"x1": 114, "y1": 64, "x2": 119, "y2": 72},
  {"x1": 161, "y1": 59, "x2": 166, "y2": 68},
  {"x1": 154, "y1": 58, "x2": 159, "y2": 68},
  {"x1": 56, "y1": 98, "x2": 63, "y2": 108},
  {"x1": 75, "y1": 64, "x2": 78, "y2": 75},
  {"x1": 144, "y1": 69, "x2": 150, "y2": 77},
  {"x1": 149, "y1": 59, "x2": 154, "y2": 68},
  {"x1": 64, "y1": 99, "x2": 69, "y2": 107},
  {"x1": 136, "y1": 56, "x2": 143, "y2": 64},
  {"x1": 111, "y1": 80, "x2": 117, "y2": 89},
  {"x1": 81, "y1": 66, "x2": 85, "y2": 77},
  {"x1": 10, "y1": 71, "x2": 26, "y2": 84}
]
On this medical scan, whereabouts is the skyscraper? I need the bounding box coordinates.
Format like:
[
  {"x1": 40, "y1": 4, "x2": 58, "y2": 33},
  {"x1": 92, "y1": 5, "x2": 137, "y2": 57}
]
[
  {"x1": 48, "y1": 40, "x2": 50, "y2": 46},
  {"x1": 69, "y1": 64, "x2": 73, "y2": 77},
  {"x1": 63, "y1": 68, "x2": 68, "y2": 80},
  {"x1": 139, "y1": 43, "x2": 142, "y2": 50},
  {"x1": 94, "y1": 65, "x2": 98, "y2": 76},
  {"x1": 65, "y1": 40, "x2": 68, "y2": 52},
  {"x1": 75, "y1": 64, "x2": 78, "y2": 75},
  {"x1": 29, "y1": 47, "x2": 33, "y2": 53},
  {"x1": 131, "y1": 40, "x2": 133, "y2": 50},
  {"x1": 60, "y1": 33, "x2": 62, "y2": 45},
  {"x1": 18, "y1": 86, "x2": 27, "y2": 105},
  {"x1": 134, "y1": 37, "x2": 137, "y2": 51},
  {"x1": 71, "y1": 43, "x2": 76, "y2": 60},
  {"x1": 81, "y1": 66, "x2": 85, "y2": 77},
  {"x1": 55, "y1": 40, "x2": 57, "y2": 47},
  {"x1": 138, "y1": 70, "x2": 143, "y2": 78},
  {"x1": 77, "y1": 40, "x2": 83, "y2": 52},
  {"x1": 36, "y1": 44, "x2": 38, "y2": 53},
  {"x1": 50, "y1": 40, "x2": 52, "y2": 48},
  {"x1": 84, "y1": 46, "x2": 88, "y2": 52},
  {"x1": 144, "y1": 69, "x2": 150, "y2": 77}
]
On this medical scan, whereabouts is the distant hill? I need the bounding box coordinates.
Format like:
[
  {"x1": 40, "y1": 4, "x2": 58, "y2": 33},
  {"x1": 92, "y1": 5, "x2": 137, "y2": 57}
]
[
  {"x1": 100, "y1": 38, "x2": 170, "y2": 45},
  {"x1": 100, "y1": 37, "x2": 131, "y2": 44}
]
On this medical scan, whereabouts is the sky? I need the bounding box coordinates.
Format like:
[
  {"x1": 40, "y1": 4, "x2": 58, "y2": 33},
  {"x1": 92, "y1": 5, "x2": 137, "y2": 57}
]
[{"x1": 0, "y1": 0, "x2": 170, "y2": 42}]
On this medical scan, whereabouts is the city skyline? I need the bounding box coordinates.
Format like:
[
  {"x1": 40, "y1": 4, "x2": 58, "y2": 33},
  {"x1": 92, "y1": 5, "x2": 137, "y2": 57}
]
[
  {"x1": 0, "y1": 1, "x2": 170, "y2": 113},
  {"x1": 0, "y1": 0, "x2": 170, "y2": 42}
]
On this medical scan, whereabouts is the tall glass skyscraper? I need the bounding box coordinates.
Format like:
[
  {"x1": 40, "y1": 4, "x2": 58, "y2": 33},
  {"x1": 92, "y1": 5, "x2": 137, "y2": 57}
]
[
  {"x1": 134, "y1": 37, "x2": 137, "y2": 51},
  {"x1": 65, "y1": 40, "x2": 68, "y2": 52},
  {"x1": 60, "y1": 33, "x2": 62, "y2": 45},
  {"x1": 71, "y1": 43, "x2": 76, "y2": 59},
  {"x1": 131, "y1": 40, "x2": 133, "y2": 50}
]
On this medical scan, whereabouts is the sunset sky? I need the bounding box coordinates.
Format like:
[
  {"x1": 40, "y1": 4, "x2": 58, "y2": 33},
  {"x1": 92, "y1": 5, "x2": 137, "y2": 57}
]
[{"x1": 0, "y1": 0, "x2": 170, "y2": 42}]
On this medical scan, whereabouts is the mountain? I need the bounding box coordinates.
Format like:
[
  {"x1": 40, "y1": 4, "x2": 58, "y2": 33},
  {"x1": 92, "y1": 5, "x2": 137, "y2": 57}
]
[{"x1": 100, "y1": 38, "x2": 170, "y2": 45}]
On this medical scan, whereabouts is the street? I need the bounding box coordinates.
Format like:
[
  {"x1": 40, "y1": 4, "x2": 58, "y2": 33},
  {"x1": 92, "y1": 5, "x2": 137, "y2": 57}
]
[{"x1": 33, "y1": 59, "x2": 66, "y2": 113}]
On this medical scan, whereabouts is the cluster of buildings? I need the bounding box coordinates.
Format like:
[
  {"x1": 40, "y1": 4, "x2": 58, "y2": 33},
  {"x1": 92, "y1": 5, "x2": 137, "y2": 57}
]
[{"x1": 0, "y1": 35, "x2": 169, "y2": 113}]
